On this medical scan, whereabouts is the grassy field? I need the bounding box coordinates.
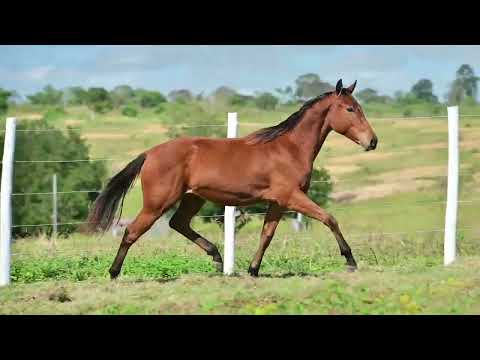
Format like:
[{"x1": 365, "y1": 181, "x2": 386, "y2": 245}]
[
  {"x1": 1, "y1": 101, "x2": 480, "y2": 314},
  {"x1": 3, "y1": 251, "x2": 480, "y2": 314}
]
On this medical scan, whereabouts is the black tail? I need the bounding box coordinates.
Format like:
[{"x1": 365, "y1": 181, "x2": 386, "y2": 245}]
[{"x1": 87, "y1": 153, "x2": 146, "y2": 233}]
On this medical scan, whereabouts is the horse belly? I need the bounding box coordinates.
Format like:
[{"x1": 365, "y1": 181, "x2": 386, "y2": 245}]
[
  {"x1": 188, "y1": 166, "x2": 269, "y2": 206},
  {"x1": 188, "y1": 163, "x2": 268, "y2": 204},
  {"x1": 185, "y1": 139, "x2": 271, "y2": 206},
  {"x1": 191, "y1": 186, "x2": 263, "y2": 207}
]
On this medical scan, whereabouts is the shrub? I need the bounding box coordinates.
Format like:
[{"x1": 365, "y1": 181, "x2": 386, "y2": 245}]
[
  {"x1": 92, "y1": 101, "x2": 113, "y2": 114},
  {"x1": 27, "y1": 85, "x2": 63, "y2": 106},
  {"x1": 255, "y1": 92, "x2": 279, "y2": 110},
  {"x1": 0, "y1": 88, "x2": 12, "y2": 114},
  {"x1": 85, "y1": 88, "x2": 114, "y2": 114},
  {"x1": 432, "y1": 105, "x2": 443, "y2": 116},
  {"x1": 43, "y1": 107, "x2": 67, "y2": 122},
  {"x1": 229, "y1": 94, "x2": 253, "y2": 107},
  {"x1": 154, "y1": 105, "x2": 165, "y2": 114},
  {"x1": 122, "y1": 106, "x2": 138, "y2": 117},
  {"x1": 168, "y1": 90, "x2": 193, "y2": 103},
  {"x1": 140, "y1": 92, "x2": 167, "y2": 108}
]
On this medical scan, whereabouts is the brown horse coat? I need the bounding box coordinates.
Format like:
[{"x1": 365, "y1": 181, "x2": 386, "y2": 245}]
[{"x1": 88, "y1": 79, "x2": 378, "y2": 278}]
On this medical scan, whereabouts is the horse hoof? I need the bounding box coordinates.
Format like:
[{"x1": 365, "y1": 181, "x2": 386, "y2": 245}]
[
  {"x1": 346, "y1": 265, "x2": 357, "y2": 273},
  {"x1": 109, "y1": 269, "x2": 120, "y2": 280},
  {"x1": 248, "y1": 266, "x2": 259, "y2": 277}
]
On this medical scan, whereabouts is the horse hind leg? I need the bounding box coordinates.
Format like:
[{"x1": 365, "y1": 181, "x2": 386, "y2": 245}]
[
  {"x1": 169, "y1": 193, "x2": 223, "y2": 272},
  {"x1": 109, "y1": 188, "x2": 182, "y2": 279},
  {"x1": 109, "y1": 208, "x2": 160, "y2": 279}
]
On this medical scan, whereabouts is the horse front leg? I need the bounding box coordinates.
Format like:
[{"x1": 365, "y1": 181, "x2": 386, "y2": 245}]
[
  {"x1": 248, "y1": 203, "x2": 284, "y2": 277},
  {"x1": 285, "y1": 189, "x2": 357, "y2": 271}
]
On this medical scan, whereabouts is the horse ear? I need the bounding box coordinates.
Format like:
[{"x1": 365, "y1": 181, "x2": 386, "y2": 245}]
[
  {"x1": 335, "y1": 79, "x2": 343, "y2": 96},
  {"x1": 346, "y1": 80, "x2": 357, "y2": 94}
]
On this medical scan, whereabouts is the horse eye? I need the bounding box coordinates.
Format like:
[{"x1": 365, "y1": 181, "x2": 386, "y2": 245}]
[{"x1": 347, "y1": 107, "x2": 354, "y2": 112}]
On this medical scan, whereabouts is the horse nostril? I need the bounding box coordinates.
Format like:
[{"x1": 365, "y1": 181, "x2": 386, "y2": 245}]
[{"x1": 370, "y1": 137, "x2": 378, "y2": 150}]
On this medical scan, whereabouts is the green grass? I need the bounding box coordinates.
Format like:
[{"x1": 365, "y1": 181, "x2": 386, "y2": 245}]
[
  {"x1": 11, "y1": 252, "x2": 216, "y2": 283},
  {"x1": 1, "y1": 257, "x2": 479, "y2": 314}
]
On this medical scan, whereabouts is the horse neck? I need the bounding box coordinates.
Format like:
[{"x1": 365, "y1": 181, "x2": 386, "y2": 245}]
[{"x1": 286, "y1": 100, "x2": 332, "y2": 166}]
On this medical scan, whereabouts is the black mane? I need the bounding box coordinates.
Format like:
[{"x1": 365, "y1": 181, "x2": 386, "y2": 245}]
[{"x1": 247, "y1": 91, "x2": 333, "y2": 144}]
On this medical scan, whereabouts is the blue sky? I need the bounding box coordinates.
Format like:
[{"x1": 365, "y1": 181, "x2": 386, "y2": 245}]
[{"x1": 1, "y1": 45, "x2": 479, "y2": 100}]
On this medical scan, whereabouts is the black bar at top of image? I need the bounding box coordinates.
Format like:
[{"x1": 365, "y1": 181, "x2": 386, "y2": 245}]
[{"x1": 1, "y1": 7, "x2": 480, "y2": 45}]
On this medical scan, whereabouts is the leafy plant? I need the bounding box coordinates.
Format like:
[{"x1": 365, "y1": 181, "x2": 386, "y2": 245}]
[{"x1": 122, "y1": 106, "x2": 138, "y2": 117}]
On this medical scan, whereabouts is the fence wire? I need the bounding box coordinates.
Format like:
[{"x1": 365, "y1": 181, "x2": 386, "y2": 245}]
[{"x1": 5, "y1": 115, "x2": 480, "y2": 259}]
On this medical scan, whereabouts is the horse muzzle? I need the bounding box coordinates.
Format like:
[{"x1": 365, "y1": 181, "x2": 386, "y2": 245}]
[{"x1": 365, "y1": 135, "x2": 378, "y2": 151}]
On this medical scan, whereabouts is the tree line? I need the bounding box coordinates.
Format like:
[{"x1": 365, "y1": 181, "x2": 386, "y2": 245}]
[
  {"x1": 356, "y1": 64, "x2": 478, "y2": 106},
  {"x1": 1, "y1": 64, "x2": 478, "y2": 117}
]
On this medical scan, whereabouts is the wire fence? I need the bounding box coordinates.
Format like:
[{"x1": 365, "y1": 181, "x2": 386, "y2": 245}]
[
  {"x1": 5, "y1": 114, "x2": 480, "y2": 259},
  {"x1": 8, "y1": 198, "x2": 480, "y2": 229},
  {"x1": 10, "y1": 226, "x2": 480, "y2": 260}
]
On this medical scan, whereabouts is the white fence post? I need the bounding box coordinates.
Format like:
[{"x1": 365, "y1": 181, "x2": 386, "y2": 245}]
[
  {"x1": 224, "y1": 112, "x2": 238, "y2": 275},
  {"x1": 0, "y1": 118, "x2": 16, "y2": 286},
  {"x1": 293, "y1": 212, "x2": 303, "y2": 232},
  {"x1": 52, "y1": 173, "x2": 58, "y2": 240},
  {"x1": 444, "y1": 106, "x2": 459, "y2": 266}
]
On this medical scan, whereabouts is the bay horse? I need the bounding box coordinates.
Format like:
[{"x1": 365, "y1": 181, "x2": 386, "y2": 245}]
[{"x1": 87, "y1": 79, "x2": 378, "y2": 278}]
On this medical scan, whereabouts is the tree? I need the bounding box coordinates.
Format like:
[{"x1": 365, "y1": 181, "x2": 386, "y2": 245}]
[
  {"x1": 448, "y1": 80, "x2": 465, "y2": 105},
  {"x1": 229, "y1": 94, "x2": 254, "y2": 106},
  {"x1": 456, "y1": 64, "x2": 478, "y2": 98},
  {"x1": 27, "y1": 85, "x2": 63, "y2": 106},
  {"x1": 0, "y1": 119, "x2": 107, "y2": 237},
  {"x1": 111, "y1": 85, "x2": 135, "y2": 107},
  {"x1": 255, "y1": 92, "x2": 279, "y2": 110},
  {"x1": 448, "y1": 64, "x2": 479, "y2": 105},
  {"x1": 275, "y1": 86, "x2": 294, "y2": 103},
  {"x1": 7, "y1": 90, "x2": 22, "y2": 105},
  {"x1": 411, "y1": 79, "x2": 438, "y2": 103},
  {"x1": 85, "y1": 87, "x2": 113, "y2": 114},
  {"x1": 211, "y1": 86, "x2": 237, "y2": 103},
  {"x1": 139, "y1": 91, "x2": 167, "y2": 108},
  {"x1": 63, "y1": 86, "x2": 88, "y2": 106},
  {"x1": 294, "y1": 73, "x2": 334, "y2": 100},
  {"x1": 168, "y1": 89, "x2": 193, "y2": 103},
  {"x1": 357, "y1": 88, "x2": 379, "y2": 103},
  {"x1": 0, "y1": 88, "x2": 12, "y2": 114}
]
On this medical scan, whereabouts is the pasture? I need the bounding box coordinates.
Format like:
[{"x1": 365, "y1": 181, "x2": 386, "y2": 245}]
[{"x1": 1, "y1": 102, "x2": 480, "y2": 314}]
